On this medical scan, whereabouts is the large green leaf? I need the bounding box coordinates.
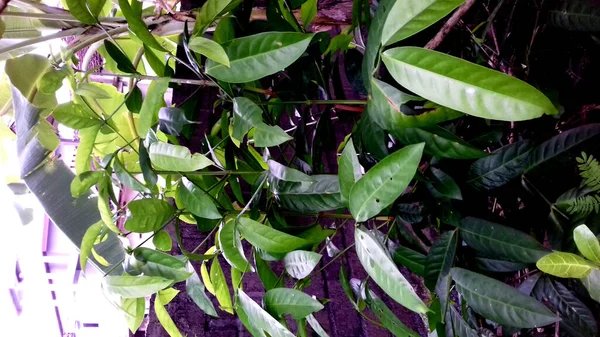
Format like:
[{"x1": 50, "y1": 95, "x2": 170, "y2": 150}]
[
  {"x1": 189, "y1": 36, "x2": 230, "y2": 67},
  {"x1": 450, "y1": 268, "x2": 559, "y2": 328},
  {"x1": 254, "y1": 123, "x2": 293, "y2": 147},
  {"x1": 427, "y1": 167, "x2": 462, "y2": 200},
  {"x1": 176, "y1": 178, "x2": 221, "y2": 219},
  {"x1": 186, "y1": 262, "x2": 218, "y2": 317},
  {"x1": 468, "y1": 140, "x2": 536, "y2": 190},
  {"x1": 349, "y1": 143, "x2": 424, "y2": 222},
  {"x1": 149, "y1": 142, "x2": 214, "y2": 172},
  {"x1": 390, "y1": 126, "x2": 487, "y2": 159},
  {"x1": 475, "y1": 257, "x2": 528, "y2": 272},
  {"x1": 113, "y1": 155, "x2": 149, "y2": 193},
  {"x1": 237, "y1": 289, "x2": 295, "y2": 337},
  {"x1": 581, "y1": 269, "x2": 600, "y2": 303},
  {"x1": 124, "y1": 199, "x2": 175, "y2": 233},
  {"x1": 206, "y1": 32, "x2": 313, "y2": 83},
  {"x1": 121, "y1": 297, "x2": 145, "y2": 333},
  {"x1": 548, "y1": 0, "x2": 600, "y2": 32},
  {"x1": 267, "y1": 160, "x2": 313, "y2": 182},
  {"x1": 232, "y1": 97, "x2": 263, "y2": 142},
  {"x1": 355, "y1": 226, "x2": 428, "y2": 313},
  {"x1": 154, "y1": 289, "x2": 183, "y2": 337},
  {"x1": 361, "y1": 0, "x2": 396, "y2": 90},
  {"x1": 132, "y1": 247, "x2": 191, "y2": 282},
  {"x1": 446, "y1": 306, "x2": 479, "y2": 337},
  {"x1": 271, "y1": 175, "x2": 344, "y2": 213},
  {"x1": 138, "y1": 78, "x2": 169, "y2": 137},
  {"x1": 457, "y1": 217, "x2": 549, "y2": 263},
  {"x1": 101, "y1": 40, "x2": 140, "y2": 74},
  {"x1": 382, "y1": 47, "x2": 558, "y2": 121},
  {"x1": 365, "y1": 289, "x2": 419, "y2": 337},
  {"x1": 390, "y1": 244, "x2": 426, "y2": 277},
  {"x1": 66, "y1": 0, "x2": 105, "y2": 24},
  {"x1": 52, "y1": 102, "x2": 103, "y2": 130},
  {"x1": 283, "y1": 250, "x2": 322, "y2": 279},
  {"x1": 70, "y1": 171, "x2": 104, "y2": 197},
  {"x1": 533, "y1": 276, "x2": 598, "y2": 337},
  {"x1": 210, "y1": 256, "x2": 233, "y2": 314},
  {"x1": 6, "y1": 54, "x2": 57, "y2": 109},
  {"x1": 158, "y1": 107, "x2": 197, "y2": 136},
  {"x1": 237, "y1": 217, "x2": 311, "y2": 253},
  {"x1": 306, "y1": 314, "x2": 330, "y2": 337},
  {"x1": 574, "y1": 224, "x2": 600, "y2": 263},
  {"x1": 117, "y1": 0, "x2": 166, "y2": 51},
  {"x1": 219, "y1": 218, "x2": 253, "y2": 272},
  {"x1": 264, "y1": 288, "x2": 324, "y2": 319},
  {"x1": 338, "y1": 139, "x2": 362, "y2": 204},
  {"x1": 358, "y1": 107, "x2": 389, "y2": 159},
  {"x1": 255, "y1": 252, "x2": 283, "y2": 290},
  {"x1": 381, "y1": 0, "x2": 465, "y2": 45},
  {"x1": 536, "y1": 252, "x2": 594, "y2": 278},
  {"x1": 79, "y1": 220, "x2": 103, "y2": 272},
  {"x1": 103, "y1": 275, "x2": 172, "y2": 298},
  {"x1": 424, "y1": 229, "x2": 457, "y2": 290}
]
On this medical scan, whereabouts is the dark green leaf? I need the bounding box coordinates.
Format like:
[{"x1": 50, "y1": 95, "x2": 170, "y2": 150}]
[
  {"x1": 53, "y1": 102, "x2": 103, "y2": 129},
  {"x1": 139, "y1": 139, "x2": 158, "y2": 187},
  {"x1": 138, "y1": 78, "x2": 169, "y2": 136},
  {"x1": 186, "y1": 263, "x2": 219, "y2": 317},
  {"x1": 390, "y1": 126, "x2": 486, "y2": 159},
  {"x1": 237, "y1": 289, "x2": 295, "y2": 337},
  {"x1": 446, "y1": 306, "x2": 479, "y2": 337},
  {"x1": 264, "y1": 288, "x2": 324, "y2": 319},
  {"x1": 232, "y1": 97, "x2": 263, "y2": 143},
  {"x1": 118, "y1": 0, "x2": 166, "y2": 51},
  {"x1": 71, "y1": 171, "x2": 104, "y2": 197},
  {"x1": 324, "y1": 33, "x2": 354, "y2": 56},
  {"x1": 113, "y1": 154, "x2": 149, "y2": 192},
  {"x1": 425, "y1": 229, "x2": 457, "y2": 290},
  {"x1": 359, "y1": 107, "x2": 389, "y2": 159},
  {"x1": 124, "y1": 199, "x2": 175, "y2": 233},
  {"x1": 143, "y1": 44, "x2": 168, "y2": 76},
  {"x1": 366, "y1": 289, "x2": 419, "y2": 337},
  {"x1": 103, "y1": 275, "x2": 172, "y2": 298},
  {"x1": 176, "y1": 178, "x2": 221, "y2": 219},
  {"x1": 283, "y1": 250, "x2": 321, "y2": 279},
  {"x1": 390, "y1": 243, "x2": 426, "y2": 276},
  {"x1": 428, "y1": 167, "x2": 462, "y2": 200},
  {"x1": 254, "y1": 123, "x2": 292, "y2": 147},
  {"x1": 132, "y1": 247, "x2": 192, "y2": 282},
  {"x1": 219, "y1": 218, "x2": 253, "y2": 272},
  {"x1": 103, "y1": 40, "x2": 138, "y2": 74},
  {"x1": 213, "y1": 16, "x2": 235, "y2": 44},
  {"x1": 475, "y1": 257, "x2": 528, "y2": 272},
  {"x1": 536, "y1": 252, "x2": 593, "y2": 278},
  {"x1": 193, "y1": 0, "x2": 239, "y2": 35},
  {"x1": 158, "y1": 107, "x2": 198, "y2": 136},
  {"x1": 237, "y1": 217, "x2": 311, "y2": 253},
  {"x1": 271, "y1": 175, "x2": 344, "y2": 213},
  {"x1": 255, "y1": 252, "x2": 283, "y2": 290},
  {"x1": 361, "y1": 0, "x2": 396, "y2": 91},
  {"x1": 66, "y1": 0, "x2": 104, "y2": 24},
  {"x1": 548, "y1": 0, "x2": 600, "y2": 32}
]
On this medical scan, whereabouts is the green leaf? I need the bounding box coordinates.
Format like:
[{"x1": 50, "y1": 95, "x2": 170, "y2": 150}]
[
  {"x1": 355, "y1": 226, "x2": 428, "y2": 313},
  {"x1": 382, "y1": 47, "x2": 558, "y2": 121},
  {"x1": 390, "y1": 244, "x2": 427, "y2": 277},
  {"x1": 349, "y1": 143, "x2": 424, "y2": 222},
  {"x1": 71, "y1": 171, "x2": 104, "y2": 197},
  {"x1": 125, "y1": 87, "x2": 142, "y2": 113},
  {"x1": 176, "y1": 178, "x2": 221, "y2": 219},
  {"x1": 381, "y1": 0, "x2": 465, "y2": 45},
  {"x1": 457, "y1": 217, "x2": 549, "y2": 263},
  {"x1": 536, "y1": 252, "x2": 593, "y2": 278},
  {"x1": 193, "y1": 0, "x2": 239, "y2": 35},
  {"x1": 103, "y1": 40, "x2": 138, "y2": 74},
  {"x1": 338, "y1": 139, "x2": 362, "y2": 204},
  {"x1": 219, "y1": 218, "x2": 253, "y2": 272},
  {"x1": 237, "y1": 217, "x2": 311, "y2": 253},
  {"x1": 324, "y1": 33, "x2": 354, "y2": 55},
  {"x1": 267, "y1": 160, "x2": 313, "y2": 182},
  {"x1": 428, "y1": 167, "x2": 462, "y2": 200},
  {"x1": 390, "y1": 126, "x2": 486, "y2": 159},
  {"x1": 271, "y1": 175, "x2": 344, "y2": 213},
  {"x1": 117, "y1": 0, "x2": 166, "y2": 51},
  {"x1": 206, "y1": 32, "x2": 314, "y2": 83},
  {"x1": 468, "y1": 140, "x2": 535, "y2": 190},
  {"x1": 232, "y1": 97, "x2": 263, "y2": 142},
  {"x1": 124, "y1": 199, "x2": 175, "y2": 233},
  {"x1": 79, "y1": 220, "x2": 103, "y2": 272},
  {"x1": 75, "y1": 125, "x2": 100, "y2": 174},
  {"x1": 143, "y1": 44, "x2": 168, "y2": 76},
  {"x1": 581, "y1": 269, "x2": 600, "y2": 303},
  {"x1": 237, "y1": 289, "x2": 296, "y2": 337},
  {"x1": 113, "y1": 155, "x2": 149, "y2": 193},
  {"x1": 103, "y1": 275, "x2": 172, "y2": 298},
  {"x1": 121, "y1": 297, "x2": 145, "y2": 333},
  {"x1": 359, "y1": 107, "x2": 389, "y2": 159},
  {"x1": 153, "y1": 230, "x2": 172, "y2": 251},
  {"x1": 283, "y1": 250, "x2": 322, "y2": 279},
  {"x1": 254, "y1": 123, "x2": 293, "y2": 147},
  {"x1": 361, "y1": 0, "x2": 396, "y2": 91},
  {"x1": 425, "y1": 229, "x2": 457, "y2": 290},
  {"x1": 300, "y1": 0, "x2": 317, "y2": 28},
  {"x1": 39, "y1": 67, "x2": 69, "y2": 94},
  {"x1": 188, "y1": 36, "x2": 230, "y2": 67},
  {"x1": 369, "y1": 78, "x2": 462, "y2": 130},
  {"x1": 210, "y1": 257, "x2": 233, "y2": 314},
  {"x1": 446, "y1": 306, "x2": 479, "y2": 337},
  {"x1": 573, "y1": 224, "x2": 600, "y2": 263},
  {"x1": 475, "y1": 257, "x2": 528, "y2": 272},
  {"x1": 138, "y1": 78, "x2": 169, "y2": 136},
  {"x1": 158, "y1": 107, "x2": 198, "y2": 136},
  {"x1": 365, "y1": 289, "x2": 419, "y2": 337},
  {"x1": 75, "y1": 82, "x2": 112, "y2": 99},
  {"x1": 306, "y1": 314, "x2": 330, "y2": 337},
  {"x1": 149, "y1": 142, "x2": 214, "y2": 172},
  {"x1": 450, "y1": 267, "x2": 559, "y2": 328},
  {"x1": 264, "y1": 288, "x2": 324, "y2": 319},
  {"x1": 132, "y1": 247, "x2": 192, "y2": 282},
  {"x1": 53, "y1": 102, "x2": 103, "y2": 129},
  {"x1": 154, "y1": 289, "x2": 184, "y2": 337},
  {"x1": 255, "y1": 252, "x2": 283, "y2": 290},
  {"x1": 213, "y1": 16, "x2": 235, "y2": 44},
  {"x1": 548, "y1": 0, "x2": 600, "y2": 32},
  {"x1": 186, "y1": 262, "x2": 219, "y2": 317},
  {"x1": 98, "y1": 178, "x2": 119, "y2": 233},
  {"x1": 66, "y1": 0, "x2": 105, "y2": 24}
]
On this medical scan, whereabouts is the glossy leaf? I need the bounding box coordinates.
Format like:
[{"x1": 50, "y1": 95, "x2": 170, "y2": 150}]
[
  {"x1": 390, "y1": 243, "x2": 426, "y2": 276},
  {"x1": 581, "y1": 269, "x2": 600, "y2": 303},
  {"x1": 574, "y1": 224, "x2": 600, "y2": 263},
  {"x1": 219, "y1": 218, "x2": 253, "y2": 272},
  {"x1": 355, "y1": 226, "x2": 428, "y2": 313},
  {"x1": 206, "y1": 32, "x2": 313, "y2": 83},
  {"x1": 450, "y1": 268, "x2": 559, "y2": 328},
  {"x1": 264, "y1": 288, "x2": 324, "y2": 319},
  {"x1": 237, "y1": 289, "x2": 295, "y2": 337},
  {"x1": 237, "y1": 217, "x2": 311, "y2": 253},
  {"x1": 254, "y1": 123, "x2": 293, "y2": 147},
  {"x1": 381, "y1": 0, "x2": 464, "y2": 45},
  {"x1": 382, "y1": 47, "x2": 558, "y2": 121},
  {"x1": 457, "y1": 217, "x2": 548, "y2": 263},
  {"x1": 79, "y1": 220, "x2": 103, "y2": 272},
  {"x1": 103, "y1": 275, "x2": 172, "y2": 298},
  {"x1": 177, "y1": 178, "x2": 221, "y2": 219},
  {"x1": 390, "y1": 126, "x2": 486, "y2": 159},
  {"x1": 154, "y1": 289, "x2": 183, "y2": 337},
  {"x1": 301, "y1": 0, "x2": 317, "y2": 28},
  {"x1": 149, "y1": 142, "x2": 214, "y2": 172},
  {"x1": 271, "y1": 175, "x2": 344, "y2": 213},
  {"x1": 359, "y1": 107, "x2": 389, "y2": 159},
  {"x1": 53, "y1": 102, "x2": 103, "y2": 129},
  {"x1": 126, "y1": 85, "x2": 143, "y2": 114},
  {"x1": 189, "y1": 36, "x2": 230, "y2": 67},
  {"x1": 186, "y1": 263, "x2": 218, "y2": 317},
  {"x1": 132, "y1": 247, "x2": 192, "y2": 282},
  {"x1": 283, "y1": 250, "x2": 322, "y2": 279},
  {"x1": 428, "y1": 167, "x2": 462, "y2": 200},
  {"x1": 536, "y1": 252, "x2": 593, "y2": 278},
  {"x1": 118, "y1": 0, "x2": 166, "y2": 51},
  {"x1": 232, "y1": 97, "x2": 263, "y2": 142},
  {"x1": 306, "y1": 314, "x2": 330, "y2": 337},
  {"x1": 153, "y1": 230, "x2": 172, "y2": 251},
  {"x1": 338, "y1": 139, "x2": 362, "y2": 204},
  {"x1": 425, "y1": 229, "x2": 457, "y2": 290},
  {"x1": 70, "y1": 171, "x2": 104, "y2": 197},
  {"x1": 138, "y1": 78, "x2": 169, "y2": 137},
  {"x1": 475, "y1": 257, "x2": 528, "y2": 272},
  {"x1": 124, "y1": 199, "x2": 175, "y2": 233},
  {"x1": 468, "y1": 140, "x2": 535, "y2": 190},
  {"x1": 210, "y1": 257, "x2": 233, "y2": 314},
  {"x1": 158, "y1": 107, "x2": 198, "y2": 136},
  {"x1": 366, "y1": 289, "x2": 419, "y2": 337},
  {"x1": 349, "y1": 143, "x2": 424, "y2": 222},
  {"x1": 267, "y1": 160, "x2": 313, "y2": 182},
  {"x1": 103, "y1": 40, "x2": 138, "y2": 74},
  {"x1": 121, "y1": 297, "x2": 145, "y2": 333}
]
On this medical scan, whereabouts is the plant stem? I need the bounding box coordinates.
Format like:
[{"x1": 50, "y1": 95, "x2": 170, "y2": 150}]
[
  {"x1": 69, "y1": 25, "x2": 129, "y2": 56},
  {"x1": 257, "y1": 99, "x2": 367, "y2": 106},
  {"x1": 191, "y1": 225, "x2": 220, "y2": 254},
  {"x1": 0, "y1": 27, "x2": 86, "y2": 57},
  {"x1": 89, "y1": 72, "x2": 216, "y2": 86},
  {"x1": 153, "y1": 170, "x2": 262, "y2": 176},
  {"x1": 0, "y1": 11, "x2": 127, "y2": 26}
]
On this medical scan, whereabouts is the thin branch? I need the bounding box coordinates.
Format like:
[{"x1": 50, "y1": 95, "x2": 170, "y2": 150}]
[
  {"x1": 425, "y1": 0, "x2": 477, "y2": 50},
  {"x1": 0, "y1": 27, "x2": 86, "y2": 57}
]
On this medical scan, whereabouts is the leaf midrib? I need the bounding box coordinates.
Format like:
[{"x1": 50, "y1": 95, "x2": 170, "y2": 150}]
[
  {"x1": 460, "y1": 225, "x2": 544, "y2": 259},
  {"x1": 459, "y1": 283, "x2": 547, "y2": 320},
  {"x1": 467, "y1": 144, "x2": 536, "y2": 185}
]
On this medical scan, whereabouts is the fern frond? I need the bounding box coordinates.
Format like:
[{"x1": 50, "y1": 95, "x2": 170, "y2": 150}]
[
  {"x1": 576, "y1": 152, "x2": 600, "y2": 192},
  {"x1": 567, "y1": 194, "x2": 600, "y2": 215}
]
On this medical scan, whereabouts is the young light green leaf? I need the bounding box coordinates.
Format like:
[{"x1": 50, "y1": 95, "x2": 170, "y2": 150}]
[
  {"x1": 153, "y1": 230, "x2": 172, "y2": 251},
  {"x1": 186, "y1": 263, "x2": 218, "y2": 317},
  {"x1": 457, "y1": 217, "x2": 549, "y2": 263},
  {"x1": 264, "y1": 288, "x2": 324, "y2": 319},
  {"x1": 138, "y1": 78, "x2": 169, "y2": 137},
  {"x1": 237, "y1": 289, "x2": 295, "y2": 337},
  {"x1": 381, "y1": 0, "x2": 465, "y2": 45},
  {"x1": 71, "y1": 171, "x2": 104, "y2": 197},
  {"x1": 349, "y1": 143, "x2": 424, "y2": 222},
  {"x1": 424, "y1": 229, "x2": 457, "y2": 291},
  {"x1": 338, "y1": 139, "x2": 362, "y2": 204},
  {"x1": 536, "y1": 252, "x2": 594, "y2": 278},
  {"x1": 124, "y1": 199, "x2": 175, "y2": 233},
  {"x1": 390, "y1": 126, "x2": 486, "y2": 159},
  {"x1": 210, "y1": 257, "x2": 233, "y2": 314},
  {"x1": 254, "y1": 123, "x2": 293, "y2": 147},
  {"x1": 176, "y1": 178, "x2": 221, "y2": 219},
  {"x1": 270, "y1": 175, "x2": 344, "y2": 213},
  {"x1": 355, "y1": 226, "x2": 428, "y2": 313},
  {"x1": 232, "y1": 97, "x2": 263, "y2": 142},
  {"x1": 132, "y1": 247, "x2": 192, "y2": 282},
  {"x1": 154, "y1": 289, "x2": 184, "y2": 337},
  {"x1": 206, "y1": 32, "x2": 314, "y2": 83},
  {"x1": 428, "y1": 167, "x2": 462, "y2": 200},
  {"x1": 66, "y1": 0, "x2": 104, "y2": 25},
  {"x1": 219, "y1": 218, "x2": 253, "y2": 272},
  {"x1": 80, "y1": 220, "x2": 104, "y2": 272},
  {"x1": 306, "y1": 314, "x2": 330, "y2": 337},
  {"x1": 75, "y1": 82, "x2": 112, "y2": 99},
  {"x1": 237, "y1": 217, "x2": 311, "y2": 253},
  {"x1": 451, "y1": 267, "x2": 559, "y2": 328},
  {"x1": 53, "y1": 102, "x2": 103, "y2": 129},
  {"x1": 149, "y1": 142, "x2": 214, "y2": 172},
  {"x1": 301, "y1": 0, "x2": 317, "y2": 29},
  {"x1": 189, "y1": 36, "x2": 230, "y2": 67},
  {"x1": 573, "y1": 224, "x2": 600, "y2": 263},
  {"x1": 365, "y1": 289, "x2": 419, "y2": 337},
  {"x1": 103, "y1": 40, "x2": 138, "y2": 74},
  {"x1": 118, "y1": 0, "x2": 166, "y2": 51},
  {"x1": 121, "y1": 297, "x2": 145, "y2": 333},
  {"x1": 382, "y1": 47, "x2": 558, "y2": 121},
  {"x1": 283, "y1": 250, "x2": 322, "y2": 279},
  {"x1": 75, "y1": 125, "x2": 100, "y2": 174},
  {"x1": 255, "y1": 253, "x2": 283, "y2": 290},
  {"x1": 390, "y1": 244, "x2": 427, "y2": 277},
  {"x1": 267, "y1": 160, "x2": 313, "y2": 182},
  {"x1": 103, "y1": 275, "x2": 172, "y2": 298}
]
